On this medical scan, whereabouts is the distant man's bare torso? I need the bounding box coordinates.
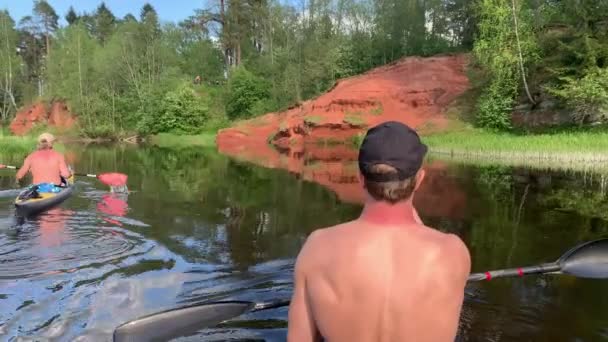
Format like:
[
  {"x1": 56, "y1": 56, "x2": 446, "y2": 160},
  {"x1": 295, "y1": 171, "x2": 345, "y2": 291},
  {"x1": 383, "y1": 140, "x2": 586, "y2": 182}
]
[
  {"x1": 17, "y1": 150, "x2": 70, "y2": 185},
  {"x1": 288, "y1": 217, "x2": 471, "y2": 342}
]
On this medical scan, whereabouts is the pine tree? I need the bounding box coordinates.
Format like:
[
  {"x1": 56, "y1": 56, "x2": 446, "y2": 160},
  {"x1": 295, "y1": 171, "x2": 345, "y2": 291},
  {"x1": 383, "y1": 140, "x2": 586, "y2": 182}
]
[{"x1": 65, "y1": 6, "x2": 78, "y2": 25}]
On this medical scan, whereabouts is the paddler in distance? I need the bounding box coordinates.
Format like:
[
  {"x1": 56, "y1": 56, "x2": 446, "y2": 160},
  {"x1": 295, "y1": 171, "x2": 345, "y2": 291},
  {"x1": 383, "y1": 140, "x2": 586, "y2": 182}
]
[
  {"x1": 14, "y1": 133, "x2": 72, "y2": 191},
  {"x1": 287, "y1": 121, "x2": 471, "y2": 342}
]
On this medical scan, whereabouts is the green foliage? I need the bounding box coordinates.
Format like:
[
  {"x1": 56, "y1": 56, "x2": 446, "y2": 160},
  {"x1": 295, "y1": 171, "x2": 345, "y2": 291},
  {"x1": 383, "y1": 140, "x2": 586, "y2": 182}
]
[
  {"x1": 536, "y1": 1, "x2": 608, "y2": 124},
  {"x1": 225, "y1": 67, "x2": 270, "y2": 120},
  {"x1": 8, "y1": 0, "x2": 480, "y2": 139},
  {"x1": 343, "y1": 114, "x2": 367, "y2": 127},
  {"x1": 80, "y1": 124, "x2": 115, "y2": 139},
  {"x1": 33, "y1": 0, "x2": 59, "y2": 32},
  {"x1": 424, "y1": 125, "x2": 608, "y2": 156},
  {"x1": 548, "y1": 67, "x2": 608, "y2": 124},
  {"x1": 65, "y1": 7, "x2": 78, "y2": 25},
  {"x1": 475, "y1": 80, "x2": 516, "y2": 129},
  {"x1": 304, "y1": 115, "x2": 323, "y2": 125},
  {"x1": 144, "y1": 84, "x2": 210, "y2": 135},
  {"x1": 0, "y1": 10, "x2": 21, "y2": 122},
  {"x1": 369, "y1": 104, "x2": 383, "y2": 116},
  {"x1": 473, "y1": 0, "x2": 538, "y2": 130},
  {"x1": 92, "y1": 2, "x2": 115, "y2": 44}
]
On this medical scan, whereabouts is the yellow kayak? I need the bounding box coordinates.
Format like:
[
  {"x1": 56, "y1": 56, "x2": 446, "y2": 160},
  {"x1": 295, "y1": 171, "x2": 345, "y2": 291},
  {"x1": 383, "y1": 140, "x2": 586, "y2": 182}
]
[{"x1": 15, "y1": 176, "x2": 75, "y2": 216}]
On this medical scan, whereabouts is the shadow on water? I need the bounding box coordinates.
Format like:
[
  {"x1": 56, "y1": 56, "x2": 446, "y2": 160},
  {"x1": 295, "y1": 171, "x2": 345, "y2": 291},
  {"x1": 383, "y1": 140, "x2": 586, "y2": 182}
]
[{"x1": 1, "y1": 143, "x2": 608, "y2": 340}]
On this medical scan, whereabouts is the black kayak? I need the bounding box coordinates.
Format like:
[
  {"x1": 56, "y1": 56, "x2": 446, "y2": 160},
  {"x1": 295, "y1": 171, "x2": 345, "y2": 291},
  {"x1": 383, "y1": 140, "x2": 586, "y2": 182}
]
[{"x1": 15, "y1": 176, "x2": 74, "y2": 216}]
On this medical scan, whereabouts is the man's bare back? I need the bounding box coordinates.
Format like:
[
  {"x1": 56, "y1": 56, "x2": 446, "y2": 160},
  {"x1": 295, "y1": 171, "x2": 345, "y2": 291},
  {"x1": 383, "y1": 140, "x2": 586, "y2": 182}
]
[
  {"x1": 287, "y1": 122, "x2": 471, "y2": 341},
  {"x1": 15, "y1": 133, "x2": 70, "y2": 185},
  {"x1": 288, "y1": 211, "x2": 470, "y2": 341}
]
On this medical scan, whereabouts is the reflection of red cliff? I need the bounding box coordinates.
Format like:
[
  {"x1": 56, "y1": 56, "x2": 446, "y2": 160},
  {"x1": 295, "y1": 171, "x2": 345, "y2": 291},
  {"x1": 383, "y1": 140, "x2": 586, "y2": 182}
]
[
  {"x1": 219, "y1": 143, "x2": 466, "y2": 220},
  {"x1": 217, "y1": 54, "x2": 470, "y2": 151},
  {"x1": 10, "y1": 101, "x2": 77, "y2": 135}
]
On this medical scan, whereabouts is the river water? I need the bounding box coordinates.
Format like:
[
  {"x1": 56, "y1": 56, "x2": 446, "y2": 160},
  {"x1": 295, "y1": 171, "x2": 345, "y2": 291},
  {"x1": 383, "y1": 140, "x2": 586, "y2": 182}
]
[{"x1": 1, "y1": 144, "x2": 608, "y2": 341}]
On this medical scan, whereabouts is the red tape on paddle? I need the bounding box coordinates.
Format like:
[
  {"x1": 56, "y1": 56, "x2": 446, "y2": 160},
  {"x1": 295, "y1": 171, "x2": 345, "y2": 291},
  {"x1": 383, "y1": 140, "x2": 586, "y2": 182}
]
[
  {"x1": 518, "y1": 268, "x2": 523, "y2": 277},
  {"x1": 485, "y1": 272, "x2": 492, "y2": 280},
  {"x1": 97, "y1": 173, "x2": 128, "y2": 187}
]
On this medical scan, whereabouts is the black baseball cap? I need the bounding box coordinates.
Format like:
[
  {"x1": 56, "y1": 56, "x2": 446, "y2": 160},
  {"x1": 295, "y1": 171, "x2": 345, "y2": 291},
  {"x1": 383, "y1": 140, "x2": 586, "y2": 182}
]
[{"x1": 358, "y1": 121, "x2": 428, "y2": 182}]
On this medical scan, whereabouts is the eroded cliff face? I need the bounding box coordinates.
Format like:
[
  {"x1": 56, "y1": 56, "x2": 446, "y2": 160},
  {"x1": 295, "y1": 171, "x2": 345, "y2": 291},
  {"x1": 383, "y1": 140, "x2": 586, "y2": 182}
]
[
  {"x1": 217, "y1": 54, "x2": 470, "y2": 153},
  {"x1": 10, "y1": 101, "x2": 77, "y2": 135}
]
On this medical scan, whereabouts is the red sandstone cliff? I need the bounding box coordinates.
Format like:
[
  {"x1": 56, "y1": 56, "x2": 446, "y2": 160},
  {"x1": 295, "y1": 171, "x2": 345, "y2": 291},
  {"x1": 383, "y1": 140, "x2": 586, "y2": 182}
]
[
  {"x1": 10, "y1": 101, "x2": 77, "y2": 135},
  {"x1": 217, "y1": 54, "x2": 470, "y2": 152}
]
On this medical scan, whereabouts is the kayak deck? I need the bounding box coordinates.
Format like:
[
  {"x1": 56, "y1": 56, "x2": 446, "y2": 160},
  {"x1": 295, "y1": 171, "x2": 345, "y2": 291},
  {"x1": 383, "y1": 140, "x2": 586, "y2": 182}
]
[{"x1": 15, "y1": 177, "x2": 75, "y2": 216}]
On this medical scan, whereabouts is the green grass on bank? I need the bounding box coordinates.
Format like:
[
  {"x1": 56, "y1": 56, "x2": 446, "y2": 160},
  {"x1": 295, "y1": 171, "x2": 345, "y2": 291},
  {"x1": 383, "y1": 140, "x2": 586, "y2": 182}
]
[
  {"x1": 0, "y1": 130, "x2": 37, "y2": 155},
  {"x1": 147, "y1": 132, "x2": 217, "y2": 148},
  {"x1": 422, "y1": 125, "x2": 608, "y2": 168},
  {"x1": 424, "y1": 126, "x2": 608, "y2": 153}
]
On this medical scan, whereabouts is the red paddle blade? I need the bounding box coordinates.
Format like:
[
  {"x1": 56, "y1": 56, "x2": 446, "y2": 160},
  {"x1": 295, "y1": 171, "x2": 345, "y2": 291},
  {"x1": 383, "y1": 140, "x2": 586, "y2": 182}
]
[{"x1": 97, "y1": 173, "x2": 128, "y2": 187}]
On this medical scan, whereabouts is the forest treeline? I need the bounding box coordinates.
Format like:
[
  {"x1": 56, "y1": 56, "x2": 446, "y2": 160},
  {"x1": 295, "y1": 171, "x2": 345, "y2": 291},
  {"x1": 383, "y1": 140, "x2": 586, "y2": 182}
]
[{"x1": 0, "y1": 0, "x2": 605, "y2": 137}]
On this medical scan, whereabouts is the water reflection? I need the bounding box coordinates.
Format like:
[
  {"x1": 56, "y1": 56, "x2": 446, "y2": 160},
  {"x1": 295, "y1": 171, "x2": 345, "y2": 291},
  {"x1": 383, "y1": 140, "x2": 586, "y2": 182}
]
[{"x1": 0, "y1": 144, "x2": 608, "y2": 340}]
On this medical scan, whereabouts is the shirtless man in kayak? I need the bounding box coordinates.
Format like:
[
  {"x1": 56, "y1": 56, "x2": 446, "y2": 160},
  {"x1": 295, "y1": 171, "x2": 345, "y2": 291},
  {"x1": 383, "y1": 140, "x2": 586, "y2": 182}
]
[
  {"x1": 287, "y1": 121, "x2": 471, "y2": 342},
  {"x1": 14, "y1": 133, "x2": 71, "y2": 186}
]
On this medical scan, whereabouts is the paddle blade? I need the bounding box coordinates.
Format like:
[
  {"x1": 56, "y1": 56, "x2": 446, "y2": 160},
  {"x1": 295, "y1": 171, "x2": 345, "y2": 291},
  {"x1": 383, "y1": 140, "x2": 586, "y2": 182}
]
[
  {"x1": 559, "y1": 238, "x2": 608, "y2": 279},
  {"x1": 97, "y1": 173, "x2": 128, "y2": 187},
  {"x1": 113, "y1": 301, "x2": 254, "y2": 342}
]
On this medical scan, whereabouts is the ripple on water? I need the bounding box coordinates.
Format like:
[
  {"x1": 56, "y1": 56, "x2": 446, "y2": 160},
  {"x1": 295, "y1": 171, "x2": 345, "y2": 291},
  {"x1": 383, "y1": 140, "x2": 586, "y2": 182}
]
[
  {"x1": 0, "y1": 207, "x2": 157, "y2": 339},
  {"x1": 0, "y1": 209, "x2": 145, "y2": 280}
]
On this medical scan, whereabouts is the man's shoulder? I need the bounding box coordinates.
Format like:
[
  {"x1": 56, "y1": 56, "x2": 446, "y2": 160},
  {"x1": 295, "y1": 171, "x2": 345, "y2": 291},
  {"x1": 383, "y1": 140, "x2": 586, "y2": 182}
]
[
  {"x1": 425, "y1": 232, "x2": 471, "y2": 276},
  {"x1": 50, "y1": 150, "x2": 64, "y2": 157},
  {"x1": 296, "y1": 223, "x2": 350, "y2": 263}
]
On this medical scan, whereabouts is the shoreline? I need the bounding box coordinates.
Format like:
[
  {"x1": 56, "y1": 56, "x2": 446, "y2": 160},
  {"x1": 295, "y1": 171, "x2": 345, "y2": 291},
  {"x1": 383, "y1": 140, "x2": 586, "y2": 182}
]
[{"x1": 5, "y1": 127, "x2": 608, "y2": 173}]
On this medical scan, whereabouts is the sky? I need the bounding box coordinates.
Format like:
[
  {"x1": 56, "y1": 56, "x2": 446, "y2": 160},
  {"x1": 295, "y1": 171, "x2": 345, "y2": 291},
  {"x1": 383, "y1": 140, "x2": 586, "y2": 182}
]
[{"x1": 0, "y1": 0, "x2": 204, "y2": 25}]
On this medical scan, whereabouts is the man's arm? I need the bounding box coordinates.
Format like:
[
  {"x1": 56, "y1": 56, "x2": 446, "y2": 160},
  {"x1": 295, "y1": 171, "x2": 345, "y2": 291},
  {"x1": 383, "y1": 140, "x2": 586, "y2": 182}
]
[
  {"x1": 426, "y1": 235, "x2": 471, "y2": 341},
  {"x1": 58, "y1": 154, "x2": 71, "y2": 179},
  {"x1": 16, "y1": 156, "x2": 31, "y2": 181},
  {"x1": 287, "y1": 234, "x2": 322, "y2": 342}
]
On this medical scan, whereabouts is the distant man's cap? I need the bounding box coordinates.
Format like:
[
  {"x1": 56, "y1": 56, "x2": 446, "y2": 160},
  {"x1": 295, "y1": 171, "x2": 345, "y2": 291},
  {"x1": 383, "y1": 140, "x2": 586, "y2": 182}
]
[
  {"x1": 38, "y1": 132, "x2": 55, "y2": 144},
  {"x1": 358, "y1": 121, "x2": 428, "y2": 182}
]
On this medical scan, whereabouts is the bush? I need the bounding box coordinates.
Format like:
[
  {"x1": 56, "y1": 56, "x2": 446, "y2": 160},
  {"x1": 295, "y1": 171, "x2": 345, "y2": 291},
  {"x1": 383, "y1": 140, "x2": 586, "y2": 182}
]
[
  {"x1": 81, "y1": 124, "x2": 115, "y2": 139},
  {"x1": 548, "y1": 67, "x2": 608, "y2": 124},
  {"x1": 476, "y1": 80, "x2": 516, "y2": 130},
  {"x1": 225, "y1": 67, "x2": 271, "y2": 120},
  {"x1": 140, "y1": 84, "x2": 209, "y2": 135}
]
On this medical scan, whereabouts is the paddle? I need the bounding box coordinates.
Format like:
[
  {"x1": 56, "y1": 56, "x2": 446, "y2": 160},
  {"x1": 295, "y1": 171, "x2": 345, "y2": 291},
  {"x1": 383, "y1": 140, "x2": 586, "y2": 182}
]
[
  {"x1": 0, "y1": 164, "x2": 128, "y2": 188},
  {"x1": 113, "y1": 238, "x2": 608, "y2": 342}
]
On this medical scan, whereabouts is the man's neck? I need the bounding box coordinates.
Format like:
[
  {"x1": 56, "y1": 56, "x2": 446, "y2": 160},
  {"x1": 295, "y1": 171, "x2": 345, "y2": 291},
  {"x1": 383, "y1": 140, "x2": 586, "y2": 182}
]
[{"x1": 358, "y1": 198, "x2": 418, "y2": 226}]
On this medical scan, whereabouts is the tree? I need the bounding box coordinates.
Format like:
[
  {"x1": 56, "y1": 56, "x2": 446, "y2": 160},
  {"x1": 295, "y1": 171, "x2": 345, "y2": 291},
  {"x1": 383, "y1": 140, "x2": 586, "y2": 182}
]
[
  {"x1": 511, "y1": 0, "x2": 535, "y2": 105},
  {"x1": 18, "y1": 15, "x2": 45, "y2": 98},
  {"x1": 0, "y1": 10, "x2": 20, "y2": 121},
  {"x1": 93, "y1": 2, "x2": 116, "y2": 44},
  {"x1": 33, "y1": 0, "x2": 58, "y2": 59},
  {"x1": 65, "y1": 6, "x2": 78, "y2": 26},
  {"x1": 47, "y1": 23, "x2": 97, "y2": 126},
  {"x1": 473, "y1": 0, "x2": 538, "y2": 129},
  {"x1": 123, "y1": 13, "x2": 137, "y2": 23},
  {"x1": 225, "y1": 66, "x2": 270, "y2": 119}
]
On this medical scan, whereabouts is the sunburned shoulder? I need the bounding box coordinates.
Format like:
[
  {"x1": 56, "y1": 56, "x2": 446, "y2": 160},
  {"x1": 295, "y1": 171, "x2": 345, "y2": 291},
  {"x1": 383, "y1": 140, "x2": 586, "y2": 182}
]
[
  {"x1": 425, "y1": 232, "x2": 471, "y2": 276},
  {"x1": 296, "y1": 222, "x2": 353, "y2": 260}
]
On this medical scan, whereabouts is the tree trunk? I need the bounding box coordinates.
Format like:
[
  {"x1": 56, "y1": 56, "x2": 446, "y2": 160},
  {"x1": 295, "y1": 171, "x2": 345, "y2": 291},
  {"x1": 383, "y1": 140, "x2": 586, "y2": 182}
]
[
  {"x1": 220, "y1": 0, "x2": 229, "y2": 70},
  {"x1": 3, "y1": 15, "x2": 16, "y2": 112},
  {"x1": 77, "y1": 33, "x2": 83, "y2": 102},
  {"x1": 511, "y1": 0, "x2": 536, "y2": 105}
]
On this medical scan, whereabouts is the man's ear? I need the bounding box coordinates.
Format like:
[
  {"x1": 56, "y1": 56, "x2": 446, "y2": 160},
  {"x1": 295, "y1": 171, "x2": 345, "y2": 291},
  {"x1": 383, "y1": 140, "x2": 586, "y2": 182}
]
[
  {"x1": 358, "y1": 172, "x2": 366, "y2": 189},
  {"x1": 414, "y1": 169, "x2": 426, "y2": 191}
]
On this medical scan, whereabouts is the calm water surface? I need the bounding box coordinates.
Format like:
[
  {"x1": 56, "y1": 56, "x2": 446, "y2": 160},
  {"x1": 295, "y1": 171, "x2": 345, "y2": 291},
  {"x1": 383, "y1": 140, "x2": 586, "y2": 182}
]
[{"x1": 1, "y1": 144, "x2": 608, "y2": 341}]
